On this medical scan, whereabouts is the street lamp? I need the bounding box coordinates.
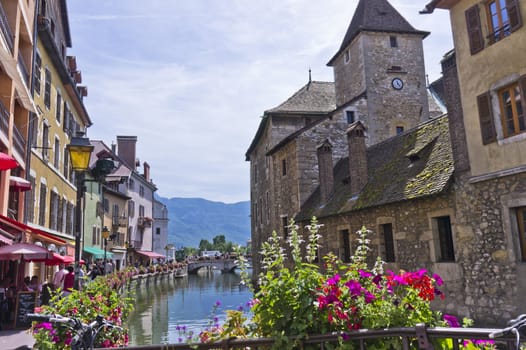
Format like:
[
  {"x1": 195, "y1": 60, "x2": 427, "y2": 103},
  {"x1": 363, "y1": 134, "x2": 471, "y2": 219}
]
[
  {"x1": 102, "y1": 226, "x2": 110, "y2": 273},
  {"x1": 67, "y1": 135, "x2": 94, "y2": 290}
]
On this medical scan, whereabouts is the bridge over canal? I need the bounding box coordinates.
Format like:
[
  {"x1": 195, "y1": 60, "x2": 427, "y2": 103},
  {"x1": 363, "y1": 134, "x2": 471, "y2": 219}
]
[{"x1": 187, "y1": 258, "x2": 239, "y2": 274}]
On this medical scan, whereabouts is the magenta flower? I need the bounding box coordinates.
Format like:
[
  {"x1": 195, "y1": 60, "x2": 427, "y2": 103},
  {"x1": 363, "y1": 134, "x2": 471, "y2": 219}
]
[
  {"x1": 327, "y1": 274, "x2": 340, "y2": 286},
  {"x1": 443, "y1": 314, "x2": 460, "y2": 327},
  {"x1": 433, "y1": 273, "x2": 444, "y2": 286},
  {"x1": 345, "y1": 280, "x2": 362, "y2": 296},
  {"x1": 359, "y1": 270, "x2": 372, "y2": 278}
]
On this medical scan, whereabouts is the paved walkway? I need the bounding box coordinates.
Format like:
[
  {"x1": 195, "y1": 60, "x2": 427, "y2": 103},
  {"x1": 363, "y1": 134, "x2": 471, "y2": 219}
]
[{"x1": 0, "y1": 328, "x2": 34, "y2": 350}]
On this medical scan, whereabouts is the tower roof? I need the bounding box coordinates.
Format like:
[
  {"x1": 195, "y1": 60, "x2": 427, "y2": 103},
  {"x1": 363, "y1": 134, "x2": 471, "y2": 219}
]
[{"x1": 328, "y1": 0, "x2": 430, "y2": 65}]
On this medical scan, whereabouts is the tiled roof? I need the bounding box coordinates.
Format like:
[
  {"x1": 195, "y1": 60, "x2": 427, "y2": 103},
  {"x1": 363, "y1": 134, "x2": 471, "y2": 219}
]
[
  {"x1": 296, "y1": 115, "x2": 453, "y2": 221},
  {"x1": 328, "y1": 0, "x2": 429, "y2": 65},
  {"x1": 265, "y1": 81, "x2": 335, "y2": 114},
  {"x1": 245, "y1": 81, "x2": 335, "y2": 160}
]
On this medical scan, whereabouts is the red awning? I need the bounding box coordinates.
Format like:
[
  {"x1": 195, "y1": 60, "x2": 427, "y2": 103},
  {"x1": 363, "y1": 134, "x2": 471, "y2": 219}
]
[
  {"x1": 0, "y1": 215, "x2": 66, "y2": 245},
  {"x1": 45, "y1": 253, "x2": 83, "y2": 266},
  {"x1": 136, "y1": 250, "x2": 165, "y2": 260},
  {"x1": 0, "y1": 152, "x2": 18, "y2": 171},
  {"x1": 9, "y1": 175, "x2": 31, "y2": 191},
  {"x1": 0, "y1": 234, "x2": 12, "y2": 245}
]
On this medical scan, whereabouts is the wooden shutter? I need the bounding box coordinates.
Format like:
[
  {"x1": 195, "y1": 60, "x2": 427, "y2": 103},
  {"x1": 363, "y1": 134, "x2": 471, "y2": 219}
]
[
  {"x1": 507, "y1": 0, "x2": 523, "y2": 32},
  {"x1": 477, "y1": 92, "x2": 497, "y2": 144},
  {"x1": 519, "y1": 75, "x2": 526, "y2": 120},
  {"x1": 465, "y1": 4, "x2": 484, "y2": 54}
]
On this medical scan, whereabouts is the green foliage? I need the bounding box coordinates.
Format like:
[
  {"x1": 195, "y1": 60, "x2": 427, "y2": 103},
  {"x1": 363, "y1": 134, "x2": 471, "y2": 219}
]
[
  {"x1": 31, "y1": 271, "x2": 135, "y2": 349},
  {"x1": 198, "y1": 218, "x2": 494, "y2": 350}
]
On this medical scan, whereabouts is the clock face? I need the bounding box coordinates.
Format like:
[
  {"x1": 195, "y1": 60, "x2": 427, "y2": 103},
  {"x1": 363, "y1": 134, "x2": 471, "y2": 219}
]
[{"x1": 392, "y1": 78, "x2": 404, "y2": 90}]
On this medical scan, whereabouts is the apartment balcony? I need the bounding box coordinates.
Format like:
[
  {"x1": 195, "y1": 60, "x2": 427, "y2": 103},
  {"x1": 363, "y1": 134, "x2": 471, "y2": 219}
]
[
  {"x1": 0, "y1": 99, "x2": 8, "y2": 137},
  {"x1": 17, "y1": 52, "x2": 29, "y2": 85},
  {"x1": 12, "y1": 124, "x2": 25, "y2": 156},
  {"x1": 0, "y1": 3, "x2": 14, "y2": 53},
  {"x1": 112, "y1": 215, "x2": 128, "y2": 228},
  {"x1": 137, "y1": 217, "x2": 152, "y2": 228},
  {"x1": 130, "y1": 240, "x2": 143, "y2": 250}
]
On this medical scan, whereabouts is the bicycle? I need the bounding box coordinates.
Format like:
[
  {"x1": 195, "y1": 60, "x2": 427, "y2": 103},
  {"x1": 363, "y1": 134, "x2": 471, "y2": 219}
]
[
  {"x1": 489, "y1": 314, "x2": 526, "y2": 350},
  {"x1": 26, "y1": 312, "x2": 122, "y2": 350}
]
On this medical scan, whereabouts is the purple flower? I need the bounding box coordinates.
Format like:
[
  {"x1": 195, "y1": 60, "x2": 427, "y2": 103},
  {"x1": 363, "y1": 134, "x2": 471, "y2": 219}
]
[
  {"x1": 364, "y1": 291, "x2": 376, "y2": 304},
  {"x1": 215, "y1": 300, "x2": 221, "y2": 307},
  {"x1": 433, "y1": 273, "x2": 444, "y2": 286},
  {"x1": 345, "y1": 280, "x2": 362, "y2": 296},
  {"x1": 359, "y1": 270, "x2": 372, "y2": 278},
  {"x1": 327, "y1": 274, "x2": 340, "y2": 286},
  {"x1": 443, "y1": 314, "x2": 461, "y2": 328}
]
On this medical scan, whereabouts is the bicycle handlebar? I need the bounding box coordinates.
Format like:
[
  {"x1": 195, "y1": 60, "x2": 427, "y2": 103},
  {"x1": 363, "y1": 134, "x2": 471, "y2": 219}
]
[
  {"x1": 26, "y1": 313, "x2": 77, "y2": 326},
  {"x1": 489, "y1": 314, "x2": 526, "y2": 339}
]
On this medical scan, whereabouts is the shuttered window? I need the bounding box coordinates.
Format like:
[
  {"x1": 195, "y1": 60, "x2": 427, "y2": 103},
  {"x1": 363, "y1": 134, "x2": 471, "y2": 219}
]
[
  {"x1": 508, "y1": 0, "x2": 523, "y2": 32},
  {"x1": 465, "y1": 4, "x2": 484, "y2": 54},
  {"x1": 498, "y1": 77, "x2": 526, "y2": 138},
  {"x1": 477, "y1": 92, "x2": 497, "y2": 144}
]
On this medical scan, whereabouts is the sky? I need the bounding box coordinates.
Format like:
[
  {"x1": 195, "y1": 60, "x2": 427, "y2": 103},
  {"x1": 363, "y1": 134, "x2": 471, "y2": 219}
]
[{"x1": 66, "y1": 0, "x2": 453, "y2": 204}]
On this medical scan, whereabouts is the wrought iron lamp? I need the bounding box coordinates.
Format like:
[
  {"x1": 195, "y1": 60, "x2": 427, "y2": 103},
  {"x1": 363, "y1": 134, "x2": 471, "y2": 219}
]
[{"x1": 66, "y1": 134, "x2": 94, "y2": 290}]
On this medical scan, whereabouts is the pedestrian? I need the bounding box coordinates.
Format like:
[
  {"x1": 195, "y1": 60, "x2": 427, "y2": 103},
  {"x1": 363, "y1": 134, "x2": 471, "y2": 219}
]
[
  {"x1": 53, "y1": 263, "x2": 68, "y2": 290},
  {"x1": 62, "y1": 266, "x2": 75, "y2": 296}
]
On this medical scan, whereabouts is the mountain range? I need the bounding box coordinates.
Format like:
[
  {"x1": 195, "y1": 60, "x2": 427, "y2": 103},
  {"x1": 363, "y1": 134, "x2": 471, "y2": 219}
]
[{"x1": 156, "y1": 196, "x2": 251, "y2": 248}]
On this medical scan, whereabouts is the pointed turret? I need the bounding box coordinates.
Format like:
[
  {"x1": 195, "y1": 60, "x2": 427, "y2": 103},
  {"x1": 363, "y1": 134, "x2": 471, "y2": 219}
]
[{"x1": 328, "y1": 0, "x2": 429, "y2": 65}]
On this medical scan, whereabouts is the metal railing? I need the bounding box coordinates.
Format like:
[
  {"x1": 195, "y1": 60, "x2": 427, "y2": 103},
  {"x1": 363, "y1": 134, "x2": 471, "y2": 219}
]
[
  {"x1": 98, "y1": 324, "x2": 518, "y2": 350},
  {"x1": 0, "y1": 3, "x2": 14, "y2": 53},
  {"x1": 13, "y1": 123, "x2": 26, "y2": 156}
]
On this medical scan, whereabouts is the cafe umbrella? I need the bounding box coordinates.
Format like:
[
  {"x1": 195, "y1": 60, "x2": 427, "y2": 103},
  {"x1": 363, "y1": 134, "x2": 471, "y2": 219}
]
[
  {"x1": 0, "y1": 242, "x2": 53, "y2": 261},
  {"x1": 0, "y1": 152, "x2": 18, "y2": 171}
]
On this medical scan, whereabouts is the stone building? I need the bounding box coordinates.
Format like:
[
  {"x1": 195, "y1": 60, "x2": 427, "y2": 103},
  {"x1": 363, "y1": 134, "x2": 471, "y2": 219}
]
[
  {"x1": 247, "y1": 0, "x2": 439, "y2": 277},
  {"x1": 247, "y1": 0, "x2": 526, "y2": 325},
  {"x1": 421, "y1": 0, "x2": 526, "y2": 324}
]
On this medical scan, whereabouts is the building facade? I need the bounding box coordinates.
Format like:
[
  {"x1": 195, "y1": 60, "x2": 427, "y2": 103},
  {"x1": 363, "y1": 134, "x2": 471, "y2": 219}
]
[
  {"x1": 248, "y1": 0, "x2": 526, "y2": 325},
  {"x1": 152, "y1": 198, "x2": 169, "y2": 258},
  {"x1": 422, "y1": 0, "x2": 526, "y2": 324}
]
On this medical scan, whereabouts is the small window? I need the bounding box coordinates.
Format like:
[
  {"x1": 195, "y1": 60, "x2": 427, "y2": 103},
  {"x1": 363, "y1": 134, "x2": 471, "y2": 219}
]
[
  {"x1": 389, "y1": 36, "x2": 398, "y2": 48},
  {"x1": 282, "y1": 159, "x2": 287, "y2": 176},
  {"x1": 53, "y1": 138, "x2": 59, "y2": 168},
  {"x1": 396, "y1": 126, "x2": 404, "y2": 135},
  {"x1": 139, "y1": 185, "x2": 145, "y2": 197},
  {"x1": 498, "y1": 81, "x2": 525, "y2": 138},
  {"x1": 129, "y1": 179, "x2": 135, "y2": 191},
  {"x1": 282, "y1": 216, "x2": 288, "y2": 239},
  {"x1": 346, "y1": 110, "x2": 355, "y2": 124},
  {"x1": 486, "y1": 0, "x2": 522, "y2": 44},
  {"x1": 156, "y1": 227, "x2": 161, "y2": 235},
  {"x1": 517, "y1": 207, "x2": 526, "y2": 261},
  {"x1": 44, "y1": 68, "x2": 51, "y2": 109},
  {"x1": 435, "y1": 216, "x2": 455, "y2": 262},
  {"x1": 341, "y1": 229, "x2": 351, "y2": 263},
  {"x1": 34, "y1": 53, "x2": 42, "y2": 95},
  {"x1": 55, "y1": 92, "x2": 62, "y2": 122},
  {"x1": 381, "y1": 223, "x2": 395, "y2": 262},
  {"x1": 104, "y1": 198, "x2": 109, "y2": 213},
  {"x1": 344, "y1": 49, "x2": 350, "y2": 64}
]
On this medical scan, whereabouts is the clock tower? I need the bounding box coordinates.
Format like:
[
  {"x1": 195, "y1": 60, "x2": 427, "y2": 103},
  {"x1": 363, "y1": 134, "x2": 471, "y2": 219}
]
[{"x1": 328, "y1": 0, "x2": 431, "y2": 146}]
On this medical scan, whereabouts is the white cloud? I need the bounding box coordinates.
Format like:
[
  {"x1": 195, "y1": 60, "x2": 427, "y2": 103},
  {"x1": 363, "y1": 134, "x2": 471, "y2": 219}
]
[{"x1": 67, "y1": 0, "x2": 453, "y2": 203}]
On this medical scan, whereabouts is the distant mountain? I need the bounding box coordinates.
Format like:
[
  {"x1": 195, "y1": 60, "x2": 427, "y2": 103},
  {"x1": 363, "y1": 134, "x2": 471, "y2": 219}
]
[{"x1": 156, "y1": 196, "x2": 251, "y2": 248}]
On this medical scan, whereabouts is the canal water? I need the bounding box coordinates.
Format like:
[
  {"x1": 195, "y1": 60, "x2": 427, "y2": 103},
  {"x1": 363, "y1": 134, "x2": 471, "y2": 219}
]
[{"x1": 127, "y1": 269, "x2": 253, "y2": 345}]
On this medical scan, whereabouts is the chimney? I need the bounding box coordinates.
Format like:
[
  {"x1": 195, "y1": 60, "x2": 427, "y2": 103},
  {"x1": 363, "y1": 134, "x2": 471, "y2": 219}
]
[
  {"x1": 317, "y1": 139, "x2": 334, "y2": 204},
  {"x1": 441, "y1": 50, "x2": 470, "y2": 173},
  {"x1": 116, "y1": 136, "x2": 137, "y2": 170},
  {"x1": 347, "y1": 121, "x2": 368, "y2": 197},
  {"x1": 143, "y1": 161, "x2": 150, "y2": 182}
]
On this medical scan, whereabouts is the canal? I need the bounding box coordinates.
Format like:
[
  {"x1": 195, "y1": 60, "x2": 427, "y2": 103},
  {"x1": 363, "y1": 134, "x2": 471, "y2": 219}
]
[{"x1": 127, "y1": 269, "x2": 253, "y2": 346}]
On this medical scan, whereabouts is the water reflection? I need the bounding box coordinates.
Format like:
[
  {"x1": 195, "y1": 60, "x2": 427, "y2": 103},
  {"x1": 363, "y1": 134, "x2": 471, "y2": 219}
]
[{"x1": 127, "y1": 269, "x2": 252, "y2": 345}]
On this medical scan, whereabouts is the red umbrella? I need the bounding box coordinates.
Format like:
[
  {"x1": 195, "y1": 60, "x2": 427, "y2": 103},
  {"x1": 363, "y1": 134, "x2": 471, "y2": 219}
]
[
  {"x1": 45, "y1": 253, "x2": 84, "y2": 266},
  {"x1": 0, "y1": 242, "x2": 53, "y2": 261},
  {"x1": 0, "y1": 152, "x2": 18, "y2": 171},
  {"x1": 9, "y1": 175, "x2": 31, "y2": 191}
]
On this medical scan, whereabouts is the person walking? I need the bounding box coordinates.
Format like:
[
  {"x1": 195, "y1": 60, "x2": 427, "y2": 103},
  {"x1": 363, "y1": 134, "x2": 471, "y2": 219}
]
[
  {"x1": 62, "y1": 266, "x2": 75, "y2": 296},
  {"x1": 53, "y1": 263, "x2": 68, "y2": 291}
]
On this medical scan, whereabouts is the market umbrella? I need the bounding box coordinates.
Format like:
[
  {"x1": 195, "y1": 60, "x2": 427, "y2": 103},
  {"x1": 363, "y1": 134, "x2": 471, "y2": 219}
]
[
  {"x1": 0, "y1": 152, "x2": 18, "y2": 171},
  {"x1": 9, "y1": 175, "x2": 31, "y2": 191},
  {"x1": 0, "y1": 242, "x2": 53, "y2": 261},
  {"x1": 45, "y1": 253, "x2": 84, "y2": 266}
]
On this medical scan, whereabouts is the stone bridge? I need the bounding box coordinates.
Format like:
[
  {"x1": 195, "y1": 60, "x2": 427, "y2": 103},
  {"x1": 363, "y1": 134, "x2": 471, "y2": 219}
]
[{"x1": 187, "y1": 258, "x2": 239, "y2": 274}]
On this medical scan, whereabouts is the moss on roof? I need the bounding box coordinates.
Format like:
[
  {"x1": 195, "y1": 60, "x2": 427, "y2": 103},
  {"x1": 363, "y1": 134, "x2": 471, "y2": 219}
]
[{"x1": 296, "y1": 115, "x2": 454, "y2": 221}]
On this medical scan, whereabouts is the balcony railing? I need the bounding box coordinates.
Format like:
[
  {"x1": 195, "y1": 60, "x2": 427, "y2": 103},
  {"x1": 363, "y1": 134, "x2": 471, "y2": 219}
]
[
  {"x1": 112, "y1": 215, "x2": 128, "y2": 228},
  {"x1": 0, "y1": 3, "x2": 14, "y2": 53},
  {"x1": 98, "y1": 324, "x2": 518, "y2": 350},
  {"x1": 13, "y1": 124, "x2": 25, "y2": 156},
  {"x1": 0, "y1": 99, "x2": 9, "y2": 137},
  {"x1": 130, "y1": 240, "x2": 142, "y2": 249},
  {"x1": 17, "y1": 52, "x2": 30, "y2": 85}
]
